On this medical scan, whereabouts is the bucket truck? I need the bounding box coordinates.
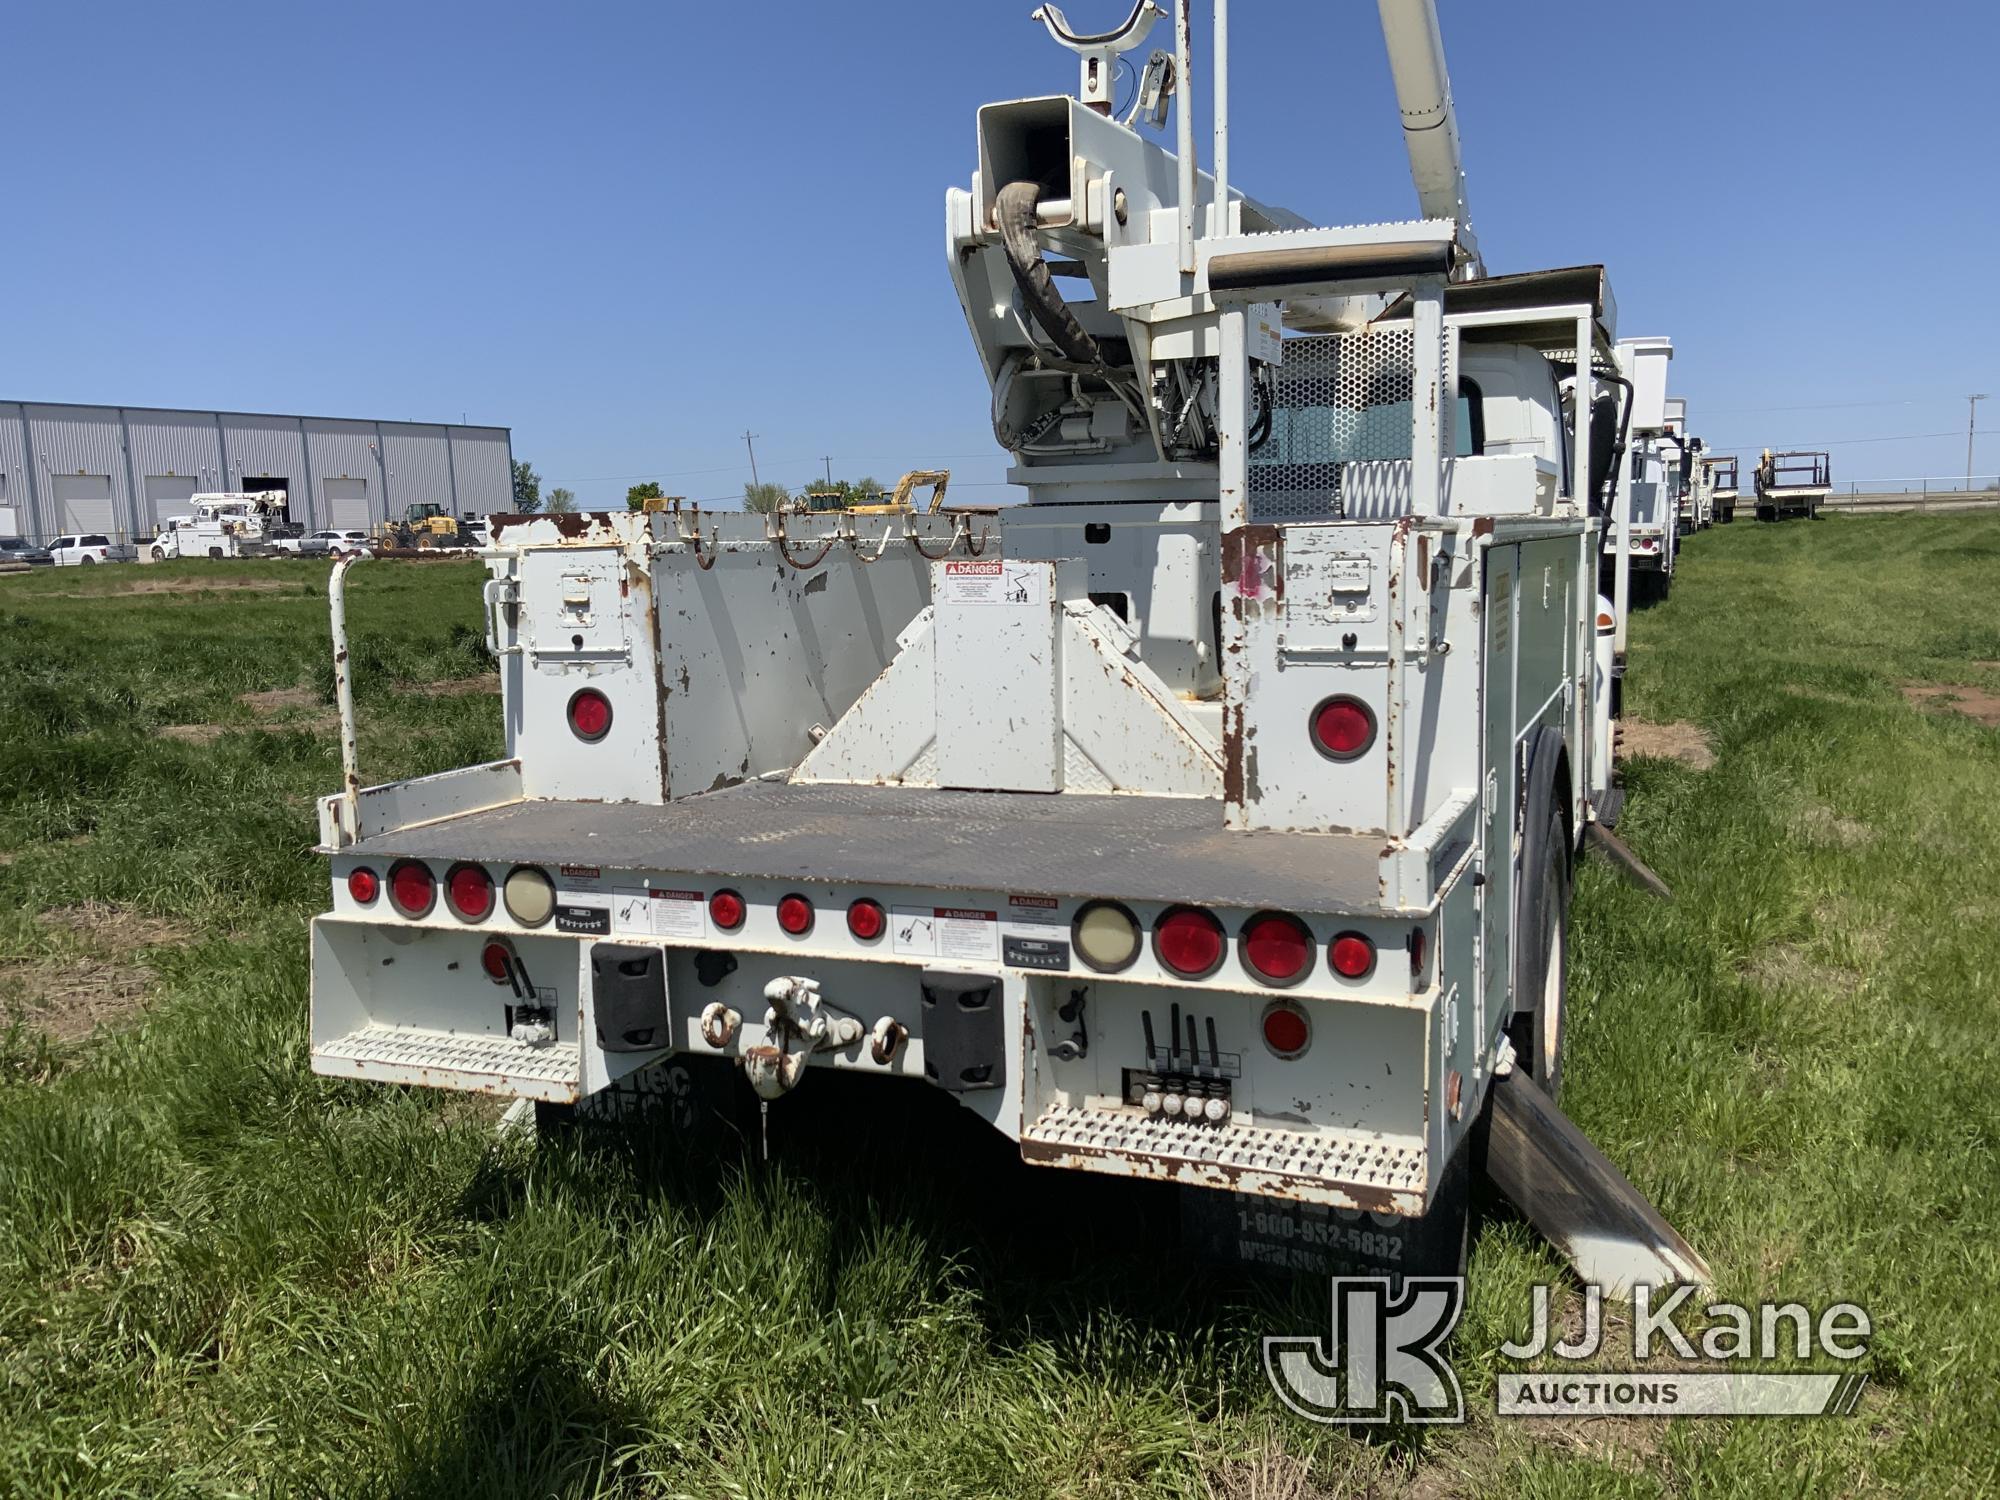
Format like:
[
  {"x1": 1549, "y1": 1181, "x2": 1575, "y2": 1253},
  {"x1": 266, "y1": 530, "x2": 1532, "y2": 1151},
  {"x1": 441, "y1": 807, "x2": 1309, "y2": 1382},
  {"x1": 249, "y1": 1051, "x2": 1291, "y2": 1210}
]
[{"x1": 303, "y1": 0, "x2": 1702, "y2": 1293}]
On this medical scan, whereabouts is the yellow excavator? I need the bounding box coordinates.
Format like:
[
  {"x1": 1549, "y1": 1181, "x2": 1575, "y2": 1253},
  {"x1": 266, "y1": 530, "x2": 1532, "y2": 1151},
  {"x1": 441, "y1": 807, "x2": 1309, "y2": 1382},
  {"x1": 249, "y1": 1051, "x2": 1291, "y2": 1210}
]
[{"x1": 797, "y1": 469, "x2": 951, "y2": 516}]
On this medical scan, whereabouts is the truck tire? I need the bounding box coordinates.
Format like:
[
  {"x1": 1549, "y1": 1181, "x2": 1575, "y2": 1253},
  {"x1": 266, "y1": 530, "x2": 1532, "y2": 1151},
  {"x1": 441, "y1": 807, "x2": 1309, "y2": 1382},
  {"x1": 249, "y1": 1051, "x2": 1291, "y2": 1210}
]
[
  {"x1": 151, "y1": 546, "x2": 166, "y2": 562},
  {"x1": 1508, "y1": 803, "x2": 1571, "y2": 1101}
]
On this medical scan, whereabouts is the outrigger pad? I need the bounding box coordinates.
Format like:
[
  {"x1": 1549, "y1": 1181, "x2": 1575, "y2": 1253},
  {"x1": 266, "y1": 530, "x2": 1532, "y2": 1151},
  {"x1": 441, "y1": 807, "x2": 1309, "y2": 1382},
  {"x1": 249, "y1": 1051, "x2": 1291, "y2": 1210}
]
[
  {"x1": 1485, "y1": 1068, "x2": 1711, "y2": 1298},
  {"x1": 920, "y1": 971, "x2": 1003, "y2": 1091},
  {"x1": 590, "y1": 944, "x2": 671, "y2": 1053}
]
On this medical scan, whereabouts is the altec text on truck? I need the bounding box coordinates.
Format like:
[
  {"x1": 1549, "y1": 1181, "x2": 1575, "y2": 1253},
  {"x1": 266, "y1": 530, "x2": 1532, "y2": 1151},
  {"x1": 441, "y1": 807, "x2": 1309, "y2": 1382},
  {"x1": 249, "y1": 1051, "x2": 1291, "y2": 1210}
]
[{"x1": 308, "y1": 0, "x2": 1703, "y2": 1289}]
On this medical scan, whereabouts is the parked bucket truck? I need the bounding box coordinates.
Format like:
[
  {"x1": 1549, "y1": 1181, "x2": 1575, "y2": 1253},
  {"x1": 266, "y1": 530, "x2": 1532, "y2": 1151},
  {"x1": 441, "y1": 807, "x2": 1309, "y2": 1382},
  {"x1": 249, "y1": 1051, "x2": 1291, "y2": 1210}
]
[{"x1": 306, "y1": 0, "x2": 1702, "y2": 1292}]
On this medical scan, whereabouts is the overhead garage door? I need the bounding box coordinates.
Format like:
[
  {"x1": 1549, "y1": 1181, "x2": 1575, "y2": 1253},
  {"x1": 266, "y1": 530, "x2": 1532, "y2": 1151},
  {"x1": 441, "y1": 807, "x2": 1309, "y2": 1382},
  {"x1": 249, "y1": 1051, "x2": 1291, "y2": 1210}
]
[
  {"x1": 324, "y1": 476, "x2": 372, "y2": 531},
  {"x1": 143, "y1": 475, "x2": 200, "y2": 533},
  {"x1": 53, "y1": 474, "x2": 115, "y2": 534}
]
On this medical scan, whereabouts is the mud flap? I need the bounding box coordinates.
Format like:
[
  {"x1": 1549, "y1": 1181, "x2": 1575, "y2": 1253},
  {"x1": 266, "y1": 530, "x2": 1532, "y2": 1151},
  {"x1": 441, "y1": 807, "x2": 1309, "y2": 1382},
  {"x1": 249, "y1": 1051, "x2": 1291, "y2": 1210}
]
[
  {"x1": 1485, "y1": 1067, "x2": 1710, "y2": 1296},
  {"x1": 1180, "y1": 1138, "x2": 1472, "y2": 1284}
]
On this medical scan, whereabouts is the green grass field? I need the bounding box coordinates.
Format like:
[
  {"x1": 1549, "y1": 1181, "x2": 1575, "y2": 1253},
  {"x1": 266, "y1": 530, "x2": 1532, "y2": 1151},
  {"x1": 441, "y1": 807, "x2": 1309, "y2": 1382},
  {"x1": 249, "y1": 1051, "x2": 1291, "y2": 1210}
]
[{"x1": 2, "y1": 518, "x2": 1997, "y2": 1498}]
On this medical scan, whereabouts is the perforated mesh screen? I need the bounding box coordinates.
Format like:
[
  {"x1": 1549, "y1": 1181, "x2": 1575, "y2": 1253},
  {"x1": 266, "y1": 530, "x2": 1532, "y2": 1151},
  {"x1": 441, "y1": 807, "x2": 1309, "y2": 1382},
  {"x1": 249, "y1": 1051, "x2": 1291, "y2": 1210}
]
[{"x1": 1248, "y1": 328, "x2": 1454, "y2": 522}]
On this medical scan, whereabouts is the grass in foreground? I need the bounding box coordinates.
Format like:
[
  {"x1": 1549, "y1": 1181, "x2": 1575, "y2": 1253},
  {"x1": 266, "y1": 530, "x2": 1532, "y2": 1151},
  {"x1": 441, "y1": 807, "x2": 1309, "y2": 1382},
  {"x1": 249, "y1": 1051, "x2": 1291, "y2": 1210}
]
[{"x1": 0, "y1": 530, "x2": 1996, "y2": 1497}]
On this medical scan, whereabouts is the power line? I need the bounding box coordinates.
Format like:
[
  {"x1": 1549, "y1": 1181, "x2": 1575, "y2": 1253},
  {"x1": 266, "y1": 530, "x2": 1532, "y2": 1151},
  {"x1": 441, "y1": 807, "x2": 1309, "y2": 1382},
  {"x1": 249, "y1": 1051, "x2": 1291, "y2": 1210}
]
[
  {"x1": 1703, "y1": 429, "x2": 1964, "y2": 450},
  {"x1": 553, "y1": 450, "x2": 1003, "y2": 486},
  {"x1": 1701, "y1": 396, "x2": 1966, "y2": 417}
]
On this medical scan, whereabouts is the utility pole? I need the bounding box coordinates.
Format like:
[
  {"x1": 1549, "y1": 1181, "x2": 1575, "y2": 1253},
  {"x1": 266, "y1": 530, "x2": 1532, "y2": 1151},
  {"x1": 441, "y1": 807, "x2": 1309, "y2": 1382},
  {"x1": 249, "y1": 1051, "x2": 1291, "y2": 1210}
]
[
  {"x1": 822, "y1": 455, "x2": 833, "y2": 484},
  {"x1": 1969, "y1": 394, "x2": 1988, "y2": 490},
  {"x1": 742, "y1": 430, "x2": 761, "y2": 487}
]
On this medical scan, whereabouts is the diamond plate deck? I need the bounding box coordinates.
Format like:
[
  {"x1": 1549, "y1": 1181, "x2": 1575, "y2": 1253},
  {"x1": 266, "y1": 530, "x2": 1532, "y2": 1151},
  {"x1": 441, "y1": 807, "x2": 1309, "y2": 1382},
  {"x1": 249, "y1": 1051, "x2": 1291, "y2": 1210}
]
[
  {"x1": 342, "y1": 781, "x2": 1390, "y2": 914},
  {"x1": 1022, "y1": 1101, "x2": 1427, "y2": 1213},
  {"x1": 315, "y1": 1025, "x2": 581, "y2": 1101}
]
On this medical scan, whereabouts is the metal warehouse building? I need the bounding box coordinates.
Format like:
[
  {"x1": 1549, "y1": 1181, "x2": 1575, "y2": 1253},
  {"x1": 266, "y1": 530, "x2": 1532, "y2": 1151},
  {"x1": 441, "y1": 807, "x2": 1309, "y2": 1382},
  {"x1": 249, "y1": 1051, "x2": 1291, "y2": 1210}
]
[{"x1": 0, "y1": 401, "x2": 513, "y2": 544}]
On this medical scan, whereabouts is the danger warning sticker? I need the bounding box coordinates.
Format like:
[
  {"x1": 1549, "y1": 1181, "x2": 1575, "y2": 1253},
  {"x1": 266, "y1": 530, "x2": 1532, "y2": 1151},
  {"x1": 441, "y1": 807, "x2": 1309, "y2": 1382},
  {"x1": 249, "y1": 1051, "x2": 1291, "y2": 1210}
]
[
  {"x1": 939, "y1": 559, "x2": 1047, "y2": 608},
  {"x1": 891, "y1": 906, "x2": 1000, "y2": 961}
]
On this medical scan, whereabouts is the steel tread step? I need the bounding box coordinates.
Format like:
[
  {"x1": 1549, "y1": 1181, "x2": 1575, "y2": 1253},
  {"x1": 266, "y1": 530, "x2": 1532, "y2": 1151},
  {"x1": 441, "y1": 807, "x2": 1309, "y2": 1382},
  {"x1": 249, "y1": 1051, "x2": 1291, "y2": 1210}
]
[
  {"x1": 1024, "y1": 1101, "x2": 1425, "y2": 1192},
  {"x1": 315, "y1": 1025, "x2": 580, "y2": 1087}
]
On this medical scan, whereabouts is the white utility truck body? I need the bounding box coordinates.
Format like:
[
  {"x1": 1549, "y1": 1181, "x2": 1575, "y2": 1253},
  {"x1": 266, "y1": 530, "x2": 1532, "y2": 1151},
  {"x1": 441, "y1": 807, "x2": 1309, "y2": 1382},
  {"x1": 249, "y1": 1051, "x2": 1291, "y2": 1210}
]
[
  {"x1": 1705, "y1": 454, "x2": 1740, "y2": 523},
  {"x1": 305, "y1": 0, "x2": 1681, "y2": 1280},
  {"x1": 151, "y1": 492, "x2": 293, "y2": 560},
  {"x1": 1662, "y1": 396, "x2": 1707, "y2": 534},
  {"x1": 1755, "y1": 450, "x2": 1831, "y2": 521},
  {"x1": 1604, "y1": 337, "x2": 1676, "y2": 603}
]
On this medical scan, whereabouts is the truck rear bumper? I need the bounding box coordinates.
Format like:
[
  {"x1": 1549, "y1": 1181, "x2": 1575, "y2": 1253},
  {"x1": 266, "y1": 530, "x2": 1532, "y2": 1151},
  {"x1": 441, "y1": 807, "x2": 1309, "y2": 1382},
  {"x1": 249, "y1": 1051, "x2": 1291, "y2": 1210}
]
[{"x1": 331, "y1": 779, "x2": 1399, "y2": 916}]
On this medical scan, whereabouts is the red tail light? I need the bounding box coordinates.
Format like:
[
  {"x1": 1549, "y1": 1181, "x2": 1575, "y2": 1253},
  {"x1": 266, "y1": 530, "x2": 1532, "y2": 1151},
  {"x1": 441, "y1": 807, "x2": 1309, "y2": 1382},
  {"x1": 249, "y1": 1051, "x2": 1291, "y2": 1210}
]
[
  {"x1": 567, "y1": 687, "x2": 613, "y2": 742},
  {"x1": 387, "y1": 860, "x2": 436, "y2": 918},
  {"x1": 1261, "y1": 1001, "x2": 1311, "y2": 1058},
  {"x1": 709, "y1": 889, "x2": 746, "y2": 931},
  {"x1": 346, "y1": 867, "x2": 379, "y2": 904},
  {"x1": 777, "y1": 893, "x2": 814, "y2": 935},
  {"x1": 1309, "y1": 696, "x2": 1376, "y2": 760},
  {"x1": 1241, "y1": 911, "x2": 1313, "y2": 985},
  {"x1": 847, "y1": 898, "x2": 885, "y2": 941},
  {"x1": 1330, "y1": 931, "x2": 1377, "y2": 979},
  {"x1": 445, "y1": 863, "x2": 494, "y2": 921},
  {"x1": 1155, "y1": 906, "x2": 1225, "y2": 978},
  {"x1": 480, "y1": 940, "x2": 515, "y2": 983}
]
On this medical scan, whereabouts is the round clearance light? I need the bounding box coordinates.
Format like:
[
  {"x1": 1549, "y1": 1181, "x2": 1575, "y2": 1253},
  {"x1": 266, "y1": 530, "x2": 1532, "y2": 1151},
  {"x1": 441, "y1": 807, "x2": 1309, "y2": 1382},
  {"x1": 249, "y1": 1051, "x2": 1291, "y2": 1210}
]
[
  {"x1": 346, "y1": 866, "x2": 380, "y2": 905},
  {"x1": 1330, "y1": 931, "x2": 1378, "y2": 980},
  {"x1": 480, "y1": 940, "x2": 515, "y2": 983},
  {"x1": 1155, "y1": 906, "x2": 1226, "y2": 980},
  {"x1": 777, "y1": 893, "x2": 815, "y2": 936},
  {"x1": 1262, "y1": 1000, "x2": 1311, "y2": 1059},
  {"x1": 709, "y1": 889, "x2": 746, "y2": 931},
  {"x1": 1240, "y1": 911, "x2": 1313, "y2": 986},
  {"x1": 567, "y1": 687, "x2": 613, "y2": 742},
  {"x1": 847, "y1": 898, "x2": 886, "y2": 941},
  {"x1": 1073, "y1": 900, "x2": 1142, "y2": 973},
  {"x1": 1309, "y1": 695, "x2": 1377, "y2": 761},
  {"x1": 502, "y1": 866, "x2": 556, "y2": 928},
  {"x1": 445, "y1": 862, "x2": 494, "y2": 922},
  {"x1": 387, "y1": 860, "x2": 436, "y2": 919}
]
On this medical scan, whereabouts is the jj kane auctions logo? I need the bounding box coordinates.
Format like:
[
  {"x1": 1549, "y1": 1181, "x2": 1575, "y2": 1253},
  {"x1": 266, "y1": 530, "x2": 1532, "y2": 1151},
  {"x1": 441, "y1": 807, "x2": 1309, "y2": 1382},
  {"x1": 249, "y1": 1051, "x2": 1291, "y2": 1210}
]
[{"x1": 1267, "y1": 1280, "x2": 1872, "y2": 1422}]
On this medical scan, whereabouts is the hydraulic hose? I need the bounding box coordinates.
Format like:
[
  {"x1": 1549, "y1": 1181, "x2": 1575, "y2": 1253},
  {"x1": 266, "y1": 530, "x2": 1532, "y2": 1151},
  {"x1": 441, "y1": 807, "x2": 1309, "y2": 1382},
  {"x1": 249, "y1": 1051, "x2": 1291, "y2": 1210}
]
[{"x1": 995, "y1": 181, "x2": 1102, "y2": 368}]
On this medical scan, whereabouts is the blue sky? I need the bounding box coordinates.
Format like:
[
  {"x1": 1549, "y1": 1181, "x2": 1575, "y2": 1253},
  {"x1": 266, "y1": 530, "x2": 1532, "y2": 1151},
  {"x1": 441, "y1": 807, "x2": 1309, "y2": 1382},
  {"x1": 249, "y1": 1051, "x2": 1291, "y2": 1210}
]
[{"x1": 7, "y1": 0, "x2": 1996, "y2": 505}]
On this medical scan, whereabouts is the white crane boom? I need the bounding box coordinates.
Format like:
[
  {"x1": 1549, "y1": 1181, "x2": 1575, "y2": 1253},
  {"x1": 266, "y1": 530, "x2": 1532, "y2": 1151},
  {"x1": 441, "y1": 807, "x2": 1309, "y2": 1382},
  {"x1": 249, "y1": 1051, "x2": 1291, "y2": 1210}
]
[{"x1": 1376, "y1": 0, "x2": 1483, "y2": 278}]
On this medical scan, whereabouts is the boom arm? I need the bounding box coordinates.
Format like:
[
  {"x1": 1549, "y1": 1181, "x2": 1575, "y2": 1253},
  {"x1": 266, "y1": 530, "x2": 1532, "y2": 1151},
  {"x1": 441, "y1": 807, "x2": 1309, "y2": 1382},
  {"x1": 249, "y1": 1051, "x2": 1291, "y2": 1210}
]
[{"x1": 1377, "y1": 0, "x2": 1482, "y2": 278}]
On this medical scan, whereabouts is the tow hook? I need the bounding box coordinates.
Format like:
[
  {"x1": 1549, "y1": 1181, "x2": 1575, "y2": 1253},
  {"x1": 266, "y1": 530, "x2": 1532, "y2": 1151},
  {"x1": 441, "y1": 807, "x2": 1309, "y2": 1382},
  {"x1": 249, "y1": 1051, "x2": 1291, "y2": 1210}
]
[
  {"x1": 699, "y1": 1002, "x2": 741, "y2": 1049},
  {"x1": 737, "y1": 977, "x2": 864, "y2": 1100},
  {"x1": 869, "y1": 1016, "x2": 908, "y2": 1065},
  {"x1": 743, "y1": 1045, "x2": 806, "y2": 1100}
]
